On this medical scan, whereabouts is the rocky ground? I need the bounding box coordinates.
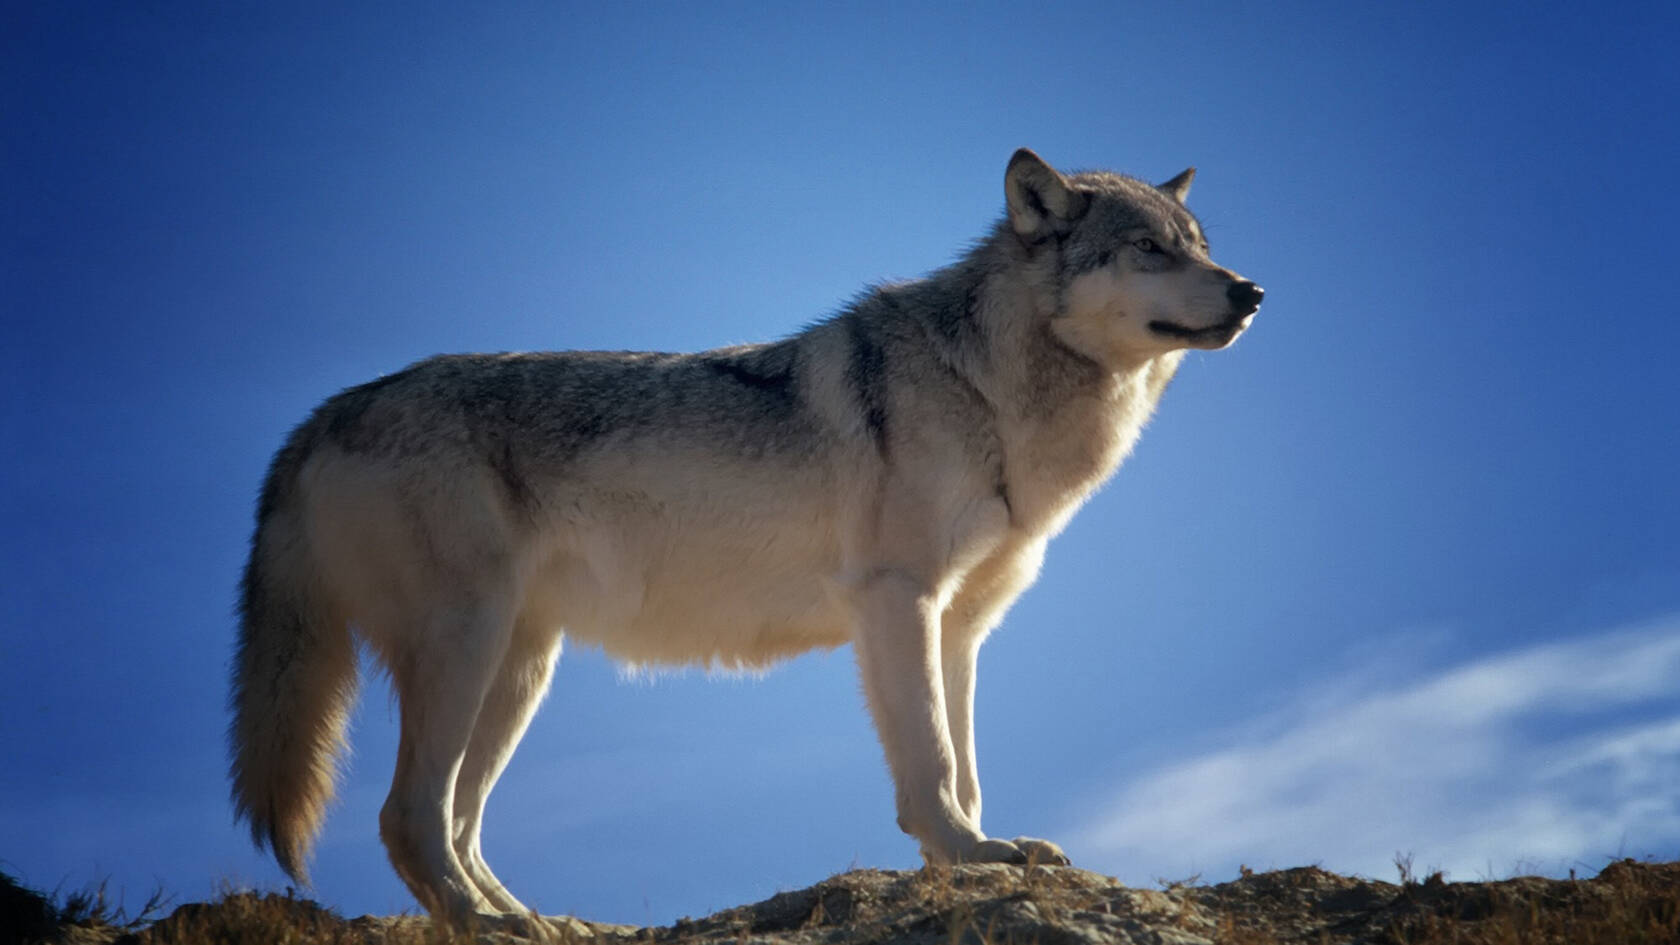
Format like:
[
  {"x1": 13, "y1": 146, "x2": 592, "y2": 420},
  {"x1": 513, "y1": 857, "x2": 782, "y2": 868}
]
[{"x1": 7, "y1": 858, "x2": 1678, "y2": 944}]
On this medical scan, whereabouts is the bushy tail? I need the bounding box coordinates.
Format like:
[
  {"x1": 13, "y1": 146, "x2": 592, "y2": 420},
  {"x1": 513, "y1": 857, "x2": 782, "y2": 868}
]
[{"x1": 229, "y1": 435, "x2": 357, "y2": 885}]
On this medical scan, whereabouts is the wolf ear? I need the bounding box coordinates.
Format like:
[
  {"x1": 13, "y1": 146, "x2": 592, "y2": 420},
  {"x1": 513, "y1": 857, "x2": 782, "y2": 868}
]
[
  {"x1": 1006, "y1": 148, "x2": 1088, "y2": 246},
  {"x1": 1158, "y1": 167, "x2": 1195, "y2": 204}
]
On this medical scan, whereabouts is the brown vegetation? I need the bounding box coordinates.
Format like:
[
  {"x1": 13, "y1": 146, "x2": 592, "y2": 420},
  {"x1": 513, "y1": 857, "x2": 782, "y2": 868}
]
[{"x1": 7, "y1": 857, "x2": 1678, "y2": 945}]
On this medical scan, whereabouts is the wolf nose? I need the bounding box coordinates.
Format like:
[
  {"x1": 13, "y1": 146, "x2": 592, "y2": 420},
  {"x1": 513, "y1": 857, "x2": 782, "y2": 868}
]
[{"x1": 1227, "y1": 281, "x2": 1264, "y2": 314}]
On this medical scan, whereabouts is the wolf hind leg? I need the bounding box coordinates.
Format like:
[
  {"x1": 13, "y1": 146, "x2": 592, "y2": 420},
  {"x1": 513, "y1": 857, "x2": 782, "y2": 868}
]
[
  {"x1": 377, "y1": 597, "x2": 516, "y2": 923},
  {"x1": 450, "y1": 623, "x2": 563, "y2": 914}
]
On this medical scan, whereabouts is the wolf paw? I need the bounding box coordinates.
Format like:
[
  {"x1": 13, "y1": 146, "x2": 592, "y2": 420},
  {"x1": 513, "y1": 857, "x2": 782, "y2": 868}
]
[
  {"x1": 962, "y1": 837, "x2": 1030, "y2": 864},
  {"x1": 469, "y1": 912, "x2": 604, "y2": 941},
  {"x1": 954, "y1": 836, "x2": 1071, "y2": 866},
  {"x1": 453, "y1": 911, "x2": 546, "y2": 937},
  {"x1": 1010, "y1": 836, "x2": 1071, "y2": 866}
]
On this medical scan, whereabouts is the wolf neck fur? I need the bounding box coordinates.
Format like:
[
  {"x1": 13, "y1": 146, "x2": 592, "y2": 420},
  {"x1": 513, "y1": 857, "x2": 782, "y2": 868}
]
[{"x1": 878, "y1": 232, "x2": 1183, "y2": 533}]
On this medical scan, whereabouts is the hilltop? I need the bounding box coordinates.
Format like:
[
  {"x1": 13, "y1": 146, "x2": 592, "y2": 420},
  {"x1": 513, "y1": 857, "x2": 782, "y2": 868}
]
[{"x1": 7, "y1": 858, "x2": 1677, "y2": 944}]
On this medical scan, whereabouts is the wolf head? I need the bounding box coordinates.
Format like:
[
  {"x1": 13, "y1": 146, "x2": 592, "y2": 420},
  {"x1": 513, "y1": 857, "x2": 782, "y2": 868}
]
[{"x1": 1005, "y1": 148, "x2": 1263, "y2": 368}]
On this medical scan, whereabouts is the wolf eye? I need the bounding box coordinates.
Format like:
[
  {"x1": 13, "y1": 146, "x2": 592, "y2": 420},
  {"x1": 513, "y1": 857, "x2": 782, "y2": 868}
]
[{"x1": 1133, "y1": 237, "x2": 1161, "y2": 254}]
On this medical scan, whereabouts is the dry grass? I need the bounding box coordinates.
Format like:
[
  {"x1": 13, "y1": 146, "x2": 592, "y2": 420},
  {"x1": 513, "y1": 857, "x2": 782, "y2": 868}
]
[
  {"x1": 1378, "y1": 858, "x2": 1680, "y2": 945},
  {"x1": 2, "y1": 872, "x2": 170, "y2": 945}
]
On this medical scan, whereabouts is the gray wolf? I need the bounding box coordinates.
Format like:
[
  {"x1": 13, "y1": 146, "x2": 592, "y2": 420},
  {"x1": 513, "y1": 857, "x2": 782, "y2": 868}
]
[{"x1": 230, "y1": 148, "x2": 1264, "y2": 924}]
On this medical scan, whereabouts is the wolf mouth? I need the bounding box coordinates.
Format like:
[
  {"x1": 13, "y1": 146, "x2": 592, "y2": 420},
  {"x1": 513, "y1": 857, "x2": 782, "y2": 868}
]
[{"x1": 1148, "y1": 316, "x2": 1247, "y2": 341}]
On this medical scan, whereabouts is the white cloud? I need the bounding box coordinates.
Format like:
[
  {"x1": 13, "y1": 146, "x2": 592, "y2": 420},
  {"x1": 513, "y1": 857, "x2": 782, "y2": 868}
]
[{"x1": 1076, "y1": 619, "x2": 1680, "y2": 882}]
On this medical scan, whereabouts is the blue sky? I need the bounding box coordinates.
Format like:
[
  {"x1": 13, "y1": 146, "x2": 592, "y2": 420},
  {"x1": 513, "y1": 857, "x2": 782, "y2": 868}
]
[{"x1": 4, "y1": 0, "x2": 1678, "y2": 927}]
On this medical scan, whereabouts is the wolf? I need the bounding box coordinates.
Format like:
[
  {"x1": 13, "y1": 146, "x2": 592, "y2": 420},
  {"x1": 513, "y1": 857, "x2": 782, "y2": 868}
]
[{"x1": 230, "y1": 148, "x2": 1263, "y2": 925}]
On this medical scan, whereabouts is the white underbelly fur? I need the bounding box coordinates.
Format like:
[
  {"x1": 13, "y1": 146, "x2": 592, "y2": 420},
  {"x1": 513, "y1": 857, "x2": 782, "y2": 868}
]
[{"x1": 524, "y1": 502, "x2": 853, "y2": 669}]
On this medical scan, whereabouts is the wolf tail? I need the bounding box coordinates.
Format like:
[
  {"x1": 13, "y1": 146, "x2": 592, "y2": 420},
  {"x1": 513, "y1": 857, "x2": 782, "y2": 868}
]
[{"x1": 228, "y1": 425, "x2": 357, "y2": 886}]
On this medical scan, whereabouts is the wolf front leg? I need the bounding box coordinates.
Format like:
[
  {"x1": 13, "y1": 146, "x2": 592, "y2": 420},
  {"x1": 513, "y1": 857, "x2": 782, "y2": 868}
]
[
  {"x1": 931, "y1": 540, "x2": 1070, "y2": 866},
  {"x1": 940, "y1": 628, "x2": 984, "y2": 827},
  {"x1": 848, "y1": 569, "x2": 1022, "y2": 864}
]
